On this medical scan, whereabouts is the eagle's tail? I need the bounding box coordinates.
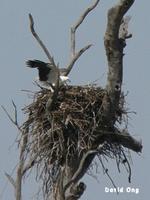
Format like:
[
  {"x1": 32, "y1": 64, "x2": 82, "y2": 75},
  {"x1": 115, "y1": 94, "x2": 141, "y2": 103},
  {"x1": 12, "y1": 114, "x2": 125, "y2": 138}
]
[{"x1": 26, "y1": 60, "x2": 47, "y2": 68}]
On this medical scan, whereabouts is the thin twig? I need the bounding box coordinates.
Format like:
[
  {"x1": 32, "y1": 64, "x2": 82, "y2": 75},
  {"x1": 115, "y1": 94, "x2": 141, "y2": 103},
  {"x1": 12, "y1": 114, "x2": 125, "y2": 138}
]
[
  {"x1": 1, "y1": 103, "x2": 21, "y2": 132},
  {"x1": 121, "y1": 150, "x2": 131, "y2": 183},
  {"x1": 1, "y1": 106, "x2": 16, "y2": 125},
  {"x1": 5, "y1": 173, "x2": 16, "y2": 188},
  {"x1": 28, "y1": 13, "x2": 55, "y2": 65},
  {"x1": 12, "y1": 100, "x2": 18, "y2": 126},
  {"x1": 98, "y1": 156, "x2": 118, "y2": 194}
]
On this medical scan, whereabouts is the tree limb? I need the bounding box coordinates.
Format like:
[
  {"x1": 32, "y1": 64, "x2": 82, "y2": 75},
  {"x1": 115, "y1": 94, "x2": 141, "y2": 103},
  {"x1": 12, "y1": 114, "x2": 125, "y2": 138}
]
[
  {"x1": 29, "y1": 14, "x2": 60, "y2": 115},
  {"x1": 64, "y1": 44, "x2": 92, "y2": 76},
  {"x1": 1, "y1": 102, "x2": 21, "y2": 132},
  {"x1": 64, "y1": 0, "x2": 100, "y2": 76},
  {"x1": 2, "y1": 103, "x2": 27, "y2": 200},
  {"x1": 64, "y1": 144, "x2": 104, "y2": 194},
  {"x1": 28, "y1": 13, "x2": 55, "y2": 65},
  {"x1": 94, "y1": 129, "x2": 142, "y2": 153},
  {"x1": 70, "y1": 0, "x2": 100, "y2": 57}
]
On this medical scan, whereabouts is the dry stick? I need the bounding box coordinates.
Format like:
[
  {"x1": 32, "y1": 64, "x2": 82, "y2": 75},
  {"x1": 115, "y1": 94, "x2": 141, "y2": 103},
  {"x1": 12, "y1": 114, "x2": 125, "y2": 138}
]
[
  {"x1": 1, "y1": 164, "x2": 17, "y2": 199},
  {"x1": 121, "y1": 150, "x2": 132, "y2": 183},
  {"x1": 2, "y1": 102, "x2": 28, "y2": 200},
  {"x1": 98, "y1": 156, "x2": 118, "y2": 194},
  {"x1": 14, "y1": 125, "x2": 29, "y2": 200},
  {"x1": 65, "y1": 0, "x2": 100, "y2": 76},
  {"x1": 70, "y1": 0, "x2": 100, "y2": 57},
  {"x1": 1, "y1": 104, "x2": 21, "y2": 132},
  {"x1": 29, "y1": 13, "x2": 60, "y2": 115},
  {"x1": 29, "y1": 13, "x2": 54, "y2": 65},
  {"x1": 5, "y1": 172, "x2": 16, "y2": 188},
  {"x1": 65, "y1": 44, "x2": 92, "y2": 76}
]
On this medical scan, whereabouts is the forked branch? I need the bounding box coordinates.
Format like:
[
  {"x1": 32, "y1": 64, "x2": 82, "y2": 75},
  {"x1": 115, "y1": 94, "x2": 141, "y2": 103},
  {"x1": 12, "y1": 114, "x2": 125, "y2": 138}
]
[
  {"x1": 70, "y1": 0, "x2": 100, "y2": 57},
  {"x1": 64, "y1": 0, "x2": 100, "y2": 76},
  {"x1": 2, "y1": 103, "x2": 28, "y2": 200}
]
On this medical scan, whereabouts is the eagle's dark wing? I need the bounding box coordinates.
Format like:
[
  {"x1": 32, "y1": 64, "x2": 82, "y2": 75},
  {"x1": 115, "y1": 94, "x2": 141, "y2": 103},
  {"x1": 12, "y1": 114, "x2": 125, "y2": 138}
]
[{"x1": 26, "y1": 60, "x2": 51, "y2": 81}]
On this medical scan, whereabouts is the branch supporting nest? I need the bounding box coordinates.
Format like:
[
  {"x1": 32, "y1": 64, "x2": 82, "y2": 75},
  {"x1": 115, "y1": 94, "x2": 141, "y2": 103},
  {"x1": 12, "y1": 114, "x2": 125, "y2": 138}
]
[{"x1": 95, "y1": 129, "x2": 142, "y2": 153}]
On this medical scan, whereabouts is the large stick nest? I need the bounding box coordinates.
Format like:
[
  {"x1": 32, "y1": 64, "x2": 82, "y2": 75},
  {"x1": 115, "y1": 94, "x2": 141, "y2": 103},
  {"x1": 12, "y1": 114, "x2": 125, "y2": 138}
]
[{"x1": 21, "y1": 85, "x2": 127, "y2": 193}]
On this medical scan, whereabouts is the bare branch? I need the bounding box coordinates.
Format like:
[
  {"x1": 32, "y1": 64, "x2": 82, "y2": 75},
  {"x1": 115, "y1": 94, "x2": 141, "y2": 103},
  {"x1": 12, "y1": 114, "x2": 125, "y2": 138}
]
[
  {"x1": 15, "y1": 128, "x2": 28, "y2": 200},
  {"x1": 70, "y1": 0, "x2": 100, "y2": 57},
  {"x1": 5, "y1": 172, "x2": 16, "y2": 188},
  {"x1": 1, "y1": 106, "x2": 16, "y2": 125},
  {"x1": 28, "y1": 14, "x2": 61, "y2": 113},
  {"x1": 65, "y1": 0, "x2": 100, "y2": 76},
  {"x1": 1, "y1": 102, "x2": 21, "y2": 132},
  {"x1": 12, "y1": 100, "x2": 18, "y2": 126},
  {"x1": 64, "y1": 144, "x2": 104, "y2": 193},
  {"x1": 94, "y1": 129, "x2": 142, "y2": 153},
  {"x1": 1, "y1": 102, "x2": 28, "y2": 200},
  {"x1": 98, "y1": 157, "x2": 118, "y2": 193},
  {"x1": 28, "y1": 13, "x2": 55, "y2": 65},
  {"x1": 121, "y1": 150, "x2": 132, "y2": 183},
  {"x1": 65, "y1": 44, "x2": 92, "y2": 76}
]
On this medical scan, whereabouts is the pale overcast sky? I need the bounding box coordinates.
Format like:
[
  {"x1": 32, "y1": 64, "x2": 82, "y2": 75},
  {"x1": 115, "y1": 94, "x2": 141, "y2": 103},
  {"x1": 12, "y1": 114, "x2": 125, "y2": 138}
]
[{"x1": 0, "y1": 1, "x2": 149, "y2": 200}]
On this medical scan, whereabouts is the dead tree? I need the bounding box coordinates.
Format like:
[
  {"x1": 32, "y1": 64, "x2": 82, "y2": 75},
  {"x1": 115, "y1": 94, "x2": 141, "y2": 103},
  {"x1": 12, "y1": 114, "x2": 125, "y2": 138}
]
[{"x1": 3, "y1": 0, "x2": 142, "y2": 200}]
